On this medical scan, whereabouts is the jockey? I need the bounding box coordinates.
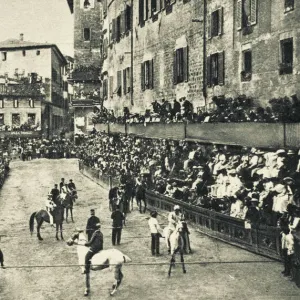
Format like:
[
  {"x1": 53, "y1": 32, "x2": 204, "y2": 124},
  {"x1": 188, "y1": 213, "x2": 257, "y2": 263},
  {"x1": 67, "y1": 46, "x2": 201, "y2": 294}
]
[
  {"x1": 68, "y1": 179, "x2": 76, "y2": 192},
  {"x1": 84, "y1": 223, "x2": 103, "y2": 274},
  {"x1": 45, "y1": 193, "x2": 56, "y2": 226},
  {"x1": 166, "y1": 205, "x2": 182, "y2": 253},
  {"x1": 60, "y1": 183, "x2": 70, "y2": 200}
]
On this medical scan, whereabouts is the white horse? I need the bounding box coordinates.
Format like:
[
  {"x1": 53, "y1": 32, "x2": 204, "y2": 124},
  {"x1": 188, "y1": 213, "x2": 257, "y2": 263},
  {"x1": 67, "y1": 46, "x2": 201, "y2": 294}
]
[
  {"x1": 67, "y1": 230, "x2": 131, "y2": 296},
  {"x1": 163, "y1": 221, "x2": 187, "y2": 277}
]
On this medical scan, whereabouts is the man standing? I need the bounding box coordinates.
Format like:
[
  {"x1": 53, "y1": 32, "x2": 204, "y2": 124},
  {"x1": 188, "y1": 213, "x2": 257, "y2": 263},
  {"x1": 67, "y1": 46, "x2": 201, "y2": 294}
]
[
  {"x1": 59, "y1": 178, "x2": 65, "y2": 193},
  {"x1": 50, "y1": 184, "x2": 60, "y2": 202},
  {"x1": 86, "y1": 209, "x2": 100, "y2": 240},
  {"x1": 84, "y1": 223, "x2": 103, "y2": 274},
  {"x1": 148, "y1": 210, "x2": 161, "y2": 256},
  {"x1": 111, "y1": 205, "x2": 124, "y2": 246}
]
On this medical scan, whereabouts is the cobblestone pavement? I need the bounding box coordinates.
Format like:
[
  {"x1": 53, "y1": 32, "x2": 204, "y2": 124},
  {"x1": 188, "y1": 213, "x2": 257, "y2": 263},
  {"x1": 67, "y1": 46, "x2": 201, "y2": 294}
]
[{"x1": 0, "y1": 159, "x2": 300, "y2": 300}]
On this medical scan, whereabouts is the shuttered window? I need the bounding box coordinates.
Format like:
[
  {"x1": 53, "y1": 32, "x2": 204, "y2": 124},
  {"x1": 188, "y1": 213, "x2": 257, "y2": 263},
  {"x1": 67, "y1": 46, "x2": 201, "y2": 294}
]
[
  {"x1": 116, "y1": 71, "x2": 122, "y2": 96},
  {"x1": 237, "y1": 0, "x2": 242, "y2": 30},
  {"x1": 250, "y1": 0, "x2": 257, "y2": 25},
  {"x1": 207, "y1": 52, "x2": 225, "y2": 87},
  {"x1": 141, "y1": 60, "x2": 153, "y2": 91},
  {"x1": 210, "y1": 7, "x2": 224, "y2": 38},
  {"x1": 139, "y1": 0, "x2": 144, "y2": 25},
  {"x1": 122, "y1": 67, "x2": 131, "y2": 94},
  {"x1": 121, "y1": 10, "x2": 125, "y2": 36},
  {"x1": 237, "y1": 0, "x2": 257, "y2": 30},
  {"x1": 173, "y1": 47, "x2": 189, "y2": 85},
  {"x1": 125, "y1": 5, "x2": 132, "y2": 32}
]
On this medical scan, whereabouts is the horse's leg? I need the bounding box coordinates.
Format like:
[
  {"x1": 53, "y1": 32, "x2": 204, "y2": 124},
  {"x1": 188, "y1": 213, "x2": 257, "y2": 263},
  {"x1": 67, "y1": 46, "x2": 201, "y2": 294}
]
[
  {"x1": 66, "y1": 208, "x2": 69, "y2": 223},
  {"x1": 37, "y1": 219, "x2": 43, "y2": 241},
  {"x1": 143, "y1": 198, "x2": 147, "y2": 213},
  {"x1": 110, "y1": 264, "x2": 123, "y2": 296},
  {"x1": 84, "y1": 272, "x2": 90, "y2": 296},
  {"x1": 168, "y1": 254, "x2": 175, "y2": 277},
  {"x1": 60, "y1": 222, "x2": 64, "y2": 240},
  {"x1": 56, "y1": 223, "x2": 59, "y2": 241},
  {"x1": 71, "y1": 207, "x2": 74, "y2": 223},
  {"x1": 180, "y1": 251, "x2": 187, "y2": 274}
]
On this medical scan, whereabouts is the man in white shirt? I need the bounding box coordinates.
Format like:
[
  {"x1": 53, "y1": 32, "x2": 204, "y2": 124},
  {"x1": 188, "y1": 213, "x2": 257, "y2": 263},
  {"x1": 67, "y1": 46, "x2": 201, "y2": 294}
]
[
  {"x1": 148, "y1": 211, "x2": 161, "y2": 255},
  {"x1": 45, "y1": 193, "x2": 56, "y2": 226}
]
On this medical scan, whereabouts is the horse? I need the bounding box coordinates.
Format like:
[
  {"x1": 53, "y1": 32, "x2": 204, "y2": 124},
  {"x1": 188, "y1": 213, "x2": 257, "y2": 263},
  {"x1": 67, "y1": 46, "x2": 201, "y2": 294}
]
[
  {"x1": 135, "y1": 183, "x2": 147, "y2": 213},
  {"x1": 163, "y1": 221, "x2": 187, "y2": 277},
  {"x1": 29, "y1": 198, "x2": 65, "y2": 241},
  {"x1": 62, "y1": 191, "x2": 77, "y2": 223},
  {"x1": 66, "y1": 230, "x2": 132, "y2": 297}
]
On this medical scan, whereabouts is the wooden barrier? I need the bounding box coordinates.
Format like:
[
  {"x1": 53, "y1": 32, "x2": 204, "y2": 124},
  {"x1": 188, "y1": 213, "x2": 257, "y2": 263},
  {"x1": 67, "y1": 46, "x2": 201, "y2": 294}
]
[
  {"x1": 108, "y1": 123, "x2": 126, "y2": 135},
  {"x1": 94, "y1": 123, "x2": 108, "y2": 133},
  {"x1": 186, "y1": 123, "x2": 285, "y2": 148},
  {"x1": 127, "y1": 123, "x2": 186, "y2": 140}
]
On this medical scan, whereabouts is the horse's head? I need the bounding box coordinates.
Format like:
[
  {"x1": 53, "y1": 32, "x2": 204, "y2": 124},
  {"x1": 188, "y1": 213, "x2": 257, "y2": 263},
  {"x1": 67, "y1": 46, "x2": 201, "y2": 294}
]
[{"x1": 66, "y1": 229, "x2": 84, "y2": 246}]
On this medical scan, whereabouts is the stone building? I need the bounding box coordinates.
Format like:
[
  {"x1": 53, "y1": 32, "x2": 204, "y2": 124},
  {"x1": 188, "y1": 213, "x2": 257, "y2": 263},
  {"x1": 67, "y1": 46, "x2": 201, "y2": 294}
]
[
  {"x1": 0, "y1": 35, "x2": 68, "y2": 137},
  {"x1": 66, "y1": 0, "x2": 102, "y2": 134},
  {"x1": 68, "y1": 0, "x2": 300, "y2": 116},
  {"x1": 206, "y1": 0, "x2": 300, "y2": 106},
  {"x1": 101, "y1": 0, "x2": 204, "y2": 116}
]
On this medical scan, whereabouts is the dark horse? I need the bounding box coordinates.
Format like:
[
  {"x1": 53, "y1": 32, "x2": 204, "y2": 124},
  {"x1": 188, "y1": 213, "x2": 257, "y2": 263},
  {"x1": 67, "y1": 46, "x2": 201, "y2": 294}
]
[
  {"x1": 135, "y1": 182, "x2": 147, "y2": 213},
  {"x1": 29, "y1": 199, "x2": 65, "y2": 241},
  {"x1": 63, "y1": 191, "x2": 77, "y2": 223}
]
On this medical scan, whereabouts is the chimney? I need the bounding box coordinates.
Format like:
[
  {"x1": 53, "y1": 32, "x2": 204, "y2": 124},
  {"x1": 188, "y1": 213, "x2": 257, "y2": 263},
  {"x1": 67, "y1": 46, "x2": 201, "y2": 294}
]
[{"x1": 20, "y1": 33, "x2": 24, "y2": 41}]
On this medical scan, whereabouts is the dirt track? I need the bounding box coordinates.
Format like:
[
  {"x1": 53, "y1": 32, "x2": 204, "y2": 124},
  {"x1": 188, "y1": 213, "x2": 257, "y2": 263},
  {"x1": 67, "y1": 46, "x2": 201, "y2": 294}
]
[{"x1": 0, "y1": 159, "x2": 300, "y2": 300}]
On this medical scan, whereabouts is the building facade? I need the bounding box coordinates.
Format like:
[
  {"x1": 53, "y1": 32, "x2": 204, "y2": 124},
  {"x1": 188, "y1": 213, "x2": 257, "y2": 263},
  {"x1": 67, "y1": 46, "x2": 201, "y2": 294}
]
[
  {"x1": 0, "y1": 35, "x2": 68, "y2": 137},
  {"x1": 67, "y1": 0, "x2": 102, "y2": 134},
  {"x1": 67, "y1": 0, "x2": 300, "y2": 116}
]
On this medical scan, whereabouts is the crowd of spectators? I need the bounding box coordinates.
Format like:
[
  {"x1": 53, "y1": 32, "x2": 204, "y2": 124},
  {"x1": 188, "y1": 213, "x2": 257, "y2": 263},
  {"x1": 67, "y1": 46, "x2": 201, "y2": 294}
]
[
  {"x1": 93, "y1": 94, "x2": 300, "y2": 125},
  {"x1": 9, "y1": 137, "x2": 78, "y2": 161},
  {"x1": 79, "y1": 132, "x2": 300, "y2": 231}
]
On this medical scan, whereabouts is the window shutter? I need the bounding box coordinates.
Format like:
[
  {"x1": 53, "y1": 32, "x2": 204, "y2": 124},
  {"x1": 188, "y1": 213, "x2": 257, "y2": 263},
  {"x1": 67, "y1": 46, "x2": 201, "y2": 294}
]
[
  {"x1": 149, "y1": 59, "x2": 154, "y2": 89},
  {"x1": 139, "y1": 0, "x2": 144, "y2": 24},
  {"x1": 161, "y1": 0, "x2": 165, "y2": 10},
  {"x1": 173, "y1": 51, "x2": 177, "y2": 85},
  {"x1": 206, "y1": 56, "x2": 211, "y2": 87},
  {"x1": 250, "y1": 0, "x2": 257, "y2": 25},
  {"x1": 141, "y1": 63, "x2": 145, "y2": 91},
  {"x1": 156, "y1": 0, "x2": 161, "y2": 12},
  {"x1": 237, "y1": 0, "x2": 242, "y2": 30},
  {"x1": 117, "y1": 70, "x2": 122, "y2": 95},
  {"x1": 109, "y1": 76, "x2": 114, "y2": 97},
  {"x1": 218, "y1": 7, "x2": 223, "y2": 35},
  {"x1": 103, "y1": 0, "x2": 107, "y2": 17},
  {"x1": 123, "y1": 69, "x2": 127, "y2": 94},
  {"x1": 218, "y1": 51, "x2": 225, "y2": 85},
  {"x1": 121, "y1": 10, "x2": 125, "y2": 35},
  {"x1": 207, "y1": 13, "x2": 211, "y2": 39},
  {"x1": 183, "y1": 46, "x2": 189, "y2": 82},
  {"x1": 112, "y1": 19, "x2": 116, "y2": 41},
  {"x1": 126, "y1": 5, "x2": 131, "y2": 31},
  {"x1": 144, "y1": 0, "x2": 148, "y2": 21}
]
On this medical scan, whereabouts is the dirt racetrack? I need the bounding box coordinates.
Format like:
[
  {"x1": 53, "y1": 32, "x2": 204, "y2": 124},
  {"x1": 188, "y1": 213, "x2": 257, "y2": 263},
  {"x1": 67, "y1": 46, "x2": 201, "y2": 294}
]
[{"x1": 0, "y1": 159, "x2": 300, "y2": 300}]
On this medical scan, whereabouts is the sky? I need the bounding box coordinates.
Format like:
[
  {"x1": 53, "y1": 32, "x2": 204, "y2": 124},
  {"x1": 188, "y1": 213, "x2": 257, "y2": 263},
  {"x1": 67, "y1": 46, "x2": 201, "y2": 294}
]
[{"x1": 0, "y1": 0, "x2": 74, "y2": 56}]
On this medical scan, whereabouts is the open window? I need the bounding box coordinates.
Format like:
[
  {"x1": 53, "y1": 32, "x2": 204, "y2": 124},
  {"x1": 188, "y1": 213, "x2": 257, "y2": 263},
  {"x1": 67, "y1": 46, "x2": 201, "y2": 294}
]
[
  {"x1": 241, "y1": 50, "x2": 252, "y2": 81},
  {"x1": 279, "y1": 38, "x2": 293, "y2": 75}
]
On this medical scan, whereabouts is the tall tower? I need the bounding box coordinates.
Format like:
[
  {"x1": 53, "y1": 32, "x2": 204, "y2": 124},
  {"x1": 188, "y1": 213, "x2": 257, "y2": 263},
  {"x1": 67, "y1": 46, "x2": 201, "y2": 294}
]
[{"x1": 73, "y1": 0, "x2": 102, "y2": 67}]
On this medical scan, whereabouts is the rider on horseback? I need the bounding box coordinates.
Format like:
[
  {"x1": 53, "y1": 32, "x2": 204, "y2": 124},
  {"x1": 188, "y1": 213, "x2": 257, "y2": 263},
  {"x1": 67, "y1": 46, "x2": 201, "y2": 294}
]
[
  {"x1": 84, "y1": 223, "x2": 103, "y2": 274},
  {"x1": 60, "y1": 183, "x2": 70, "y2": 200},
  {"x1": 45, "y1": 192, "x2": 56, "y2": 226},
  {"x1": 166, "y1": 205, "x2": 182, "y2": 254}
]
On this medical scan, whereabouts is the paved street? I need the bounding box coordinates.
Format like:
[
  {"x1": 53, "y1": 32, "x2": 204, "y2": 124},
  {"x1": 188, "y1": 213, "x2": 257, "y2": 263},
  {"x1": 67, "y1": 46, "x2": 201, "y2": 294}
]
[{"x1": 0, "y1": 159, "x2": 299, "y2": 300}]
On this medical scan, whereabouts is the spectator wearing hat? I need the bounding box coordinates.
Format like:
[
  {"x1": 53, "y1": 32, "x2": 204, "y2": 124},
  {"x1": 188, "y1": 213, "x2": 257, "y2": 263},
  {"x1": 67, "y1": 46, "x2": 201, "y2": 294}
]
[
  {"x1": 111, "y1": 205, "x2": 125, "y2": 246},
  {"x1": 281, "y1": 227, "x2": 294, "y2": 278},
  {"x1": 148, "y1": 210, "x2": 161, "y2": 255},
  {"x1": 245, "y1": 198, "x2": 261, "y2": 226},
  {"x1": 272, "y1": 184, "x2": 292, "y2": 226},
  {"x1": 86, "y1": 209, "x2": 101, "y2": 240},
  {"x1": 226, "y1": 169, "x2": 243, "y2": 197}
]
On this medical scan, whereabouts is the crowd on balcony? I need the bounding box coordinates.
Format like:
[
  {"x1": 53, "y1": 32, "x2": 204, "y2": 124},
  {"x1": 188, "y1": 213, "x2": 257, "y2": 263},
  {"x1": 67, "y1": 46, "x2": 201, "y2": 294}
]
[
  {"x1": 94, "y1": 94, "x2": 300, "y2": 124},
  {"x1": 0, "y1": 122, "x2": 41, "y2": 132},
  {"x1": 78, "y1": 132, "x2": 300, "y2": 232}
]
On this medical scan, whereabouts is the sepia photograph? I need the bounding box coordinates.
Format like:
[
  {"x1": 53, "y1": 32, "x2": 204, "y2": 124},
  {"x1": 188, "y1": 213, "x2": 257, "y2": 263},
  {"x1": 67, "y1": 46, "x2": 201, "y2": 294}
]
[{"x1": 1, "y1": 0, "x2": 300, "y2": 299}]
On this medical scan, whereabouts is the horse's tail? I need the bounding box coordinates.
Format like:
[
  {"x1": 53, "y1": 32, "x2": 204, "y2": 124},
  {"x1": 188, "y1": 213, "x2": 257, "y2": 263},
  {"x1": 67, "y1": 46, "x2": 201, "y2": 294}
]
[
  {"x1": 122, "y1": 254, "x2": 132, "y2": 263},
  {"x1": 29, "y1": 212, "x2": 36, "y2": 235}
]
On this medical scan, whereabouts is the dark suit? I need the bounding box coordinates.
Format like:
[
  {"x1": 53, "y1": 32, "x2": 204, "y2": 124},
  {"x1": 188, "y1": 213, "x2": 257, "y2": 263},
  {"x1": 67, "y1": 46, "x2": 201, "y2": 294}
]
[
  {"x1": 86, "y1": 215, "x2": 101, "y2": 240},
  {"x1": 111, "y1": 209, "x2": 124, "y2": 245}
]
